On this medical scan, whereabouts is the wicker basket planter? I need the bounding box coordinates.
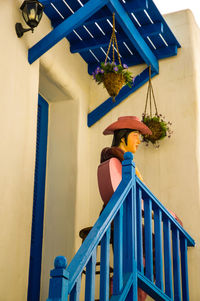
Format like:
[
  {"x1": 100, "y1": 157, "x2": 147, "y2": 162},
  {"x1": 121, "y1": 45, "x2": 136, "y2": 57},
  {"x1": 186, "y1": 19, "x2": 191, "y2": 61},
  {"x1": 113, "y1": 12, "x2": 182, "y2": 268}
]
[
  {"x1": 142, "y1": 115, "x2": 170, "y2": 145},
  {"x1": 103, "y1": 72, "x2": 125, "y2": 99}
]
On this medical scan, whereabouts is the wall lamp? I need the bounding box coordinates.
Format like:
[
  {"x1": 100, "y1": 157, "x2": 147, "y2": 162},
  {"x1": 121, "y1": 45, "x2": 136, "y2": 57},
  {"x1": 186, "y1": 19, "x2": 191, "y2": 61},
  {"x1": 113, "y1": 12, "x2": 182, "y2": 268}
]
[{"x1": 15, "y1": 0, "x2": 44, "y2": 38}]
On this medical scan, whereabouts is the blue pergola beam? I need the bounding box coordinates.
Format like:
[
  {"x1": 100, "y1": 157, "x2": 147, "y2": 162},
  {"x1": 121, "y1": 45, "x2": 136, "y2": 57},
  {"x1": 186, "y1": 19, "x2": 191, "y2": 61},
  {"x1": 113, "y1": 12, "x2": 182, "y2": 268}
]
[
  {"x1": 28, "y1": 0, "x2": 109, "y2": 64},
  {"x1": 107, "y1": 0, "x2": 159, "y2": 73},
  {"x1": 123, "y1": 0, "x2": 149, "y2": 12},
  {"x1": 87, "y1": 67, "x2": 157, "y2": 127},
  {"x1": 88, "y1": 45, "x2": 177, "y2": 75},
  {"x1": 70, "y1": 22, "x2": 163, "y2": 54}
]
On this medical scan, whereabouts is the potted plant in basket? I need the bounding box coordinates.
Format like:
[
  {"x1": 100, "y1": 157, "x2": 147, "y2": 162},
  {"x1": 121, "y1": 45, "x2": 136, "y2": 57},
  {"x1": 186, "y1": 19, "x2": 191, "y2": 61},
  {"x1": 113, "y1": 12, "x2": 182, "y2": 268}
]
[
  {"x1": 142, "y1": 66, "x2": 173, "y2": 147},
  {"x1": 92, "y1": 13, "x2": 135, "y2": 101},
  {"x1": 93, "y1": 62, "x2": 135, "y2": 101}
]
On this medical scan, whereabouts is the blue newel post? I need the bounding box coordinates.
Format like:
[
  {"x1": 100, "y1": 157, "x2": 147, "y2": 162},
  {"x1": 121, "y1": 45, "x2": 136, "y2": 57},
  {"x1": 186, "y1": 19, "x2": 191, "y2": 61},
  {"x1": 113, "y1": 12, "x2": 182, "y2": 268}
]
[
  {"x1": 47, "y1": 256, "x2": 69, "y2": 301},
  {"x1": 122, "y1": 152, "x2": 138, "y2": 300}
]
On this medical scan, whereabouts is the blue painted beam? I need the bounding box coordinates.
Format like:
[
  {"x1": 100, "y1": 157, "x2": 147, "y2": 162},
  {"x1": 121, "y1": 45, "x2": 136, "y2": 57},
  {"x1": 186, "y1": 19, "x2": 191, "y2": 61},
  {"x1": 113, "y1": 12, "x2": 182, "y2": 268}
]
[
  {"x1": 107, "y1": 0, "x2": 159, "y2": 73},
  {"x1": 123, "y1": 0, "x2": 148, "y2": 12},
  {"x1": 28, "y1": 0, "x2": 109, "y2": 64},
  {"x1": 138, "y1": 272, "x2": 172, "y2": 301},
  {"x1": 70, "y1": 22, "x2": 163, "y2": 54},
  {"x1": 87, "y1": 67, "x2": 157, "y2": 127},
  {"x1": 88, "y1": 45, "x2": 177, "y2": 75}
]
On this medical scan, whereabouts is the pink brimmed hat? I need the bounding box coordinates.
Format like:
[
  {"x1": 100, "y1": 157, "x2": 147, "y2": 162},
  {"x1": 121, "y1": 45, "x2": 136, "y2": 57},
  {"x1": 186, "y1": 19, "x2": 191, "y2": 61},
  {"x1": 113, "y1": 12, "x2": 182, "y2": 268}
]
[{"x1": 103, "y1": 116, "x2": 152, "y2": 135}]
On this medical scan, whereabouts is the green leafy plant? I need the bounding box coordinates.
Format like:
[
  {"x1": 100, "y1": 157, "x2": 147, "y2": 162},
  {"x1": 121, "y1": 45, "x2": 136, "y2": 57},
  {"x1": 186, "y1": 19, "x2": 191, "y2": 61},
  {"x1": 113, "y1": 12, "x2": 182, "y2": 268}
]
[
  {"x1": 92, "y1": 62, "x2": 135, "y2": 88},
  {"x1": 142, "y1": 114, "x2": 173, "y2": 147}
]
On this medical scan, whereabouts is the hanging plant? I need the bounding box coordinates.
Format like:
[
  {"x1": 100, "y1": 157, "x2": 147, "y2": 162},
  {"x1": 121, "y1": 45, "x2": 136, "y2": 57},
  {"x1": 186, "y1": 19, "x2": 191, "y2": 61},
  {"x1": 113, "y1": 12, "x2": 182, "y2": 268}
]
[
  {"x1": 92, "y1": 13, "x2": 135, "y2": 102},
  {"x1": 142, "y1": 67, "x2": 173, "y2": 147}
]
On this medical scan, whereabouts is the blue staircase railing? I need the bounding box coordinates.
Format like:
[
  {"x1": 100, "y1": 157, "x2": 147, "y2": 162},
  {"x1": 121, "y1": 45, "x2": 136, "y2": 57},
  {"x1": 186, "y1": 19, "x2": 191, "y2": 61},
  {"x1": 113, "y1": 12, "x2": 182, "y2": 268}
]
[{"x1": 47, "y1": 152, "x2": 195, "y2": 301}]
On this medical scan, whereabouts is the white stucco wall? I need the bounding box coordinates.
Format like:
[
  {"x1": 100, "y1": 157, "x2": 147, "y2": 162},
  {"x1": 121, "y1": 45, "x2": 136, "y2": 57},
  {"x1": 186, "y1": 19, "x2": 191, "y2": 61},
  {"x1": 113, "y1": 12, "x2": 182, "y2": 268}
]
[{"x1": 0, "y1": 2, "x2": 39, "y2": 300}]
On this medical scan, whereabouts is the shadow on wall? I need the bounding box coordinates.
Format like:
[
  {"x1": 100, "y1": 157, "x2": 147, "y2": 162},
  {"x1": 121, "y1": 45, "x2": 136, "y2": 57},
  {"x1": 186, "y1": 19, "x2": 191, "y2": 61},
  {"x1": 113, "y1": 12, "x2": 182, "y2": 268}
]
[{"x1": 39, "y1": 95, "x2": 79, "y2": 300}]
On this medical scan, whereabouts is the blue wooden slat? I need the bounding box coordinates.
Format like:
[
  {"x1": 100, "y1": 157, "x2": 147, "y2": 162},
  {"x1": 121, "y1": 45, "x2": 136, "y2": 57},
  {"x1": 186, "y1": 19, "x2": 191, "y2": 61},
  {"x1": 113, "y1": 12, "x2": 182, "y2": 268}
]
[
  {"x1": 70, "y1": 22, "x2": 163, "y2": 54},
  {"x1": 85, "y1": 249, "x2": 97, "y2": 300},
  {"x1": 88, "y1": 45, "x2": 177, "y2": 75},
  {"x1": 154, "y1": 208, "x2": 164, "y2": 290},
  {"x1": 144, "y1": 198, "x2": 153, "y2": 281},
  {"x1": 138, "y1": 272, "x2": 172, "y2": 301},
  {"x1": 180, "y1": 237, "x2": 189, "y2": 301},
  {"x1": 123, "y1": 0, "x2": 148, "y2": 13},
  {"x1": 100, "y1": 228, "x2": 111, "y2": 301},
  {"x1": 136, "y1": 186, "x2": 144, "y2": 274},
  {"x1": 108, "y1": 0, "x2": 159, "y2": 73},
  {"x1": 113, "y1": 207, "x2": 123, "y2": 295},
  {"x1": 172, "y1": 228, "x2": 181, "y2": 301},
  {"x1": 146, "y1": 0, "x2": 181, "y2": 48},
  {"x1": 28, "y1": 95, "x2": 48, "y2": 301},
  {"x1": 67, "y1": 179, "x2": 132, "y2": 293},
  {"x1": 28, "y1": 0, "x2": 109, "y2": 63},
  {"x1": 110, "y1": 273, "x2": 133, "y2": 301},
  {"x1": 88, "y1": 67, "x2": 157, "y2": 127},
  {"x1": 136, "y1": 177, "x2": 195, "y2": 247},
  {"x1": 70, "y1": 275, "x2": 81, "y2": 301},
  {"x1": 163, "y1": 218, "x2": 173, "y2": 299}
]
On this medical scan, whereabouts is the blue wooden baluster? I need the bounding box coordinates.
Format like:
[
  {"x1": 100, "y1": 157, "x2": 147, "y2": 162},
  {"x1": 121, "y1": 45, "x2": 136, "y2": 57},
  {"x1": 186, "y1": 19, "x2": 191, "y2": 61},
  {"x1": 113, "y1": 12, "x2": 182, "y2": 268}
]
[
  {"x1": 85, "y1": 249, "x2": 97, "y2": 301},
  {"x1": 113, "y1": 207, "x2": 123, "y2": 295},
  {"x1": 154, "y1": 208, "x2": 164, "y2": 290},
  {"x1": 144, "y1": 197, "x2": 153, "y2": 281},
  {"x1": 69, "y1": 276, "x2": 81, "y2": 301},
  {"x1": 163, "y1": 218, "x2": 173, "y2": 298},
  {"x1": 180, "y1": 237, "x2": 189, "y2": 301},
  {"x1": 100, "y1": 227, "x2": 111, "y2": 301},
  {"x1": 47, "y1": 256, "x2": 69, "y2": 301},
  {"x1": 136, "y1": 186, "x2": 144, "y2": 274},
  {"x1": 122, "y1": 152, "x2": 137, "y2": 300},
  {"x1": 172, "y1": 228, "x2": 181, "y2": 301}
]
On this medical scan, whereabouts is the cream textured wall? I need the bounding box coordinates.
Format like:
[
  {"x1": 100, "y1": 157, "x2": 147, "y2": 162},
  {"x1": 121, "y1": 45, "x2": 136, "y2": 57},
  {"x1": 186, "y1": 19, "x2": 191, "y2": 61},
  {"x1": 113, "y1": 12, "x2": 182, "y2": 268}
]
[
  {"x1": 0, "y1": 1, "x2": 39, "y2": 300},
  {"x1": 88, "y1": 10, "x2": 200, "y2": 300}
]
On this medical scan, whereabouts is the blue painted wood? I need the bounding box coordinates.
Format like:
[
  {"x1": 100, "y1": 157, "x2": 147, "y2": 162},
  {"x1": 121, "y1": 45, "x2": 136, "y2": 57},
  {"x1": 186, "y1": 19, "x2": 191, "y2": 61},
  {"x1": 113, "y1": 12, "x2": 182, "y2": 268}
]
[
  {"x1": 136, "y1": 177, "x2": 195, "y2": 247},
  {"x1": 47, "y1": 256, "x2": 69, "y2": 301},
  {"x1": 180, "y1": 237, "x2": 189, "y2": 301},
  {"x1": 113, "y1": 207, "x2": 123, "y2": 295},
  {"x1": 144, "y1": 198, "x2": 153, "y2": 281},
  {"x1": 85, "y1": 249, "x2": 97, "y2": 301},
  {"x1": 163, "y1": 218, "x2": 173, "y2": 299},
  {"x1": 172, "y1": 228, "x2": 181, "y2": 300},
  {"x1": 100, "y1": 227, "x2": 111, "y2": 301},
  {"x1": 136, "y1": 187, "x2": 144, "y2": 274},
  {"x1": 88, "y1": 45, "x2": 177, "y2": 75},
  {"x1": 67, "y1": 179, "x2": 132, "y2": 293},
  {"x1": 88, "y1": 67, "x2": 157, "y2": 127},
  {"x1": 154, "y1": 208, "x2": 164, "y2": 290},
  {"x1": 28, "y1": 95, "x2": 48, "y2": 301},
  {"x1": 70, "y1": 22, "x2": 163, "y2": 54},
  {"x1": 110, "y1": 273, "x2": 133, "y2": 301},
  {"x1": 107, "y1": 0, "x2": 159, "y2": 73},
  {"x1": 28, "y1": 0, "x2": 109, "y2": 63},
  {"x1": 138, "y1": 272, "x2": 172, "y2": 301},
  {"x1": 69, "y1": 276, "x2": 81, "y2": 301}
]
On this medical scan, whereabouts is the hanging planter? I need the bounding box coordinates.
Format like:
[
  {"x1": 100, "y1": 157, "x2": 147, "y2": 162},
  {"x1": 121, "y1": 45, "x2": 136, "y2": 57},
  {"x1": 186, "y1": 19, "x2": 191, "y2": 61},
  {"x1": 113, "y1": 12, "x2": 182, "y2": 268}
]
[
  {"x1": 142, "y1": 67, "x2": 173, "y2": 147},
  {"x1": 92, "y1": 13, "x2": 134, "y2": 102}
]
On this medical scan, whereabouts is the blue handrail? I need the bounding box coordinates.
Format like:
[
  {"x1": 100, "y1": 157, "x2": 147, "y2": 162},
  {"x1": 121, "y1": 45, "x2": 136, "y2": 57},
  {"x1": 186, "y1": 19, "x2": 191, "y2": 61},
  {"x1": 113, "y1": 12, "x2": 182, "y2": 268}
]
[{"x1": 47, "y1": 152, "x2": 195, "y2": 301}]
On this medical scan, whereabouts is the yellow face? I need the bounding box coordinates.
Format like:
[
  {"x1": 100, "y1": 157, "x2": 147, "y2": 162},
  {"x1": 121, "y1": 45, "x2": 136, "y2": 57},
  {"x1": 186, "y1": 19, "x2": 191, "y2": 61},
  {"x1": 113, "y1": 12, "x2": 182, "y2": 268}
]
[{"x1": 119, "y1": 131, "x2": 141, "y2": 154}]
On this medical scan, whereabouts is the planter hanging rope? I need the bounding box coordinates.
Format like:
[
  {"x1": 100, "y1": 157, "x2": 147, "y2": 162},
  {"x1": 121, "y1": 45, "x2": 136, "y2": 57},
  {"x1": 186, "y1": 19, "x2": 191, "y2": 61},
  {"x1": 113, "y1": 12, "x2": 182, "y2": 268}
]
[
  {"x1": 142, "y1": 66, "x2": 173, "y2": 146},
  {"x1": 103, "y1": 13, "x2": 125, "y2": 101},
  {"x1": 92, "y1": 13, "x2": 134, "y2": 102}
]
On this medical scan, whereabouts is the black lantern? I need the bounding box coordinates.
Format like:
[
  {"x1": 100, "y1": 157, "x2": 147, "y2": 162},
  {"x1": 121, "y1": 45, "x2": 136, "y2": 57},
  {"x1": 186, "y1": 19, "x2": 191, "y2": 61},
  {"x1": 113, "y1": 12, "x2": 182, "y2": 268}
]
[{"x1": 15, "y1": 0, "x2": 44, "y2": 38}]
